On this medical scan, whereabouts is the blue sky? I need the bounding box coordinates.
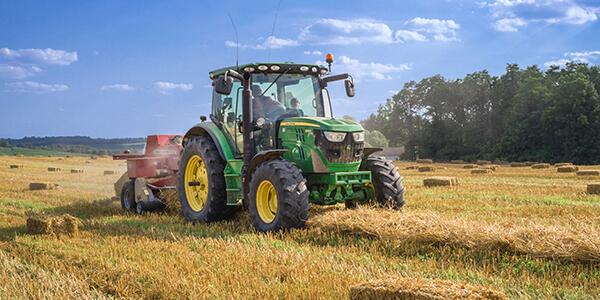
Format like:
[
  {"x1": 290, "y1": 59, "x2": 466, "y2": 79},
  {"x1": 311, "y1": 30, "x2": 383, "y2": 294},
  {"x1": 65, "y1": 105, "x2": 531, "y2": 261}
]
[{"x1": 1, "y1": 0, "x2": 599, "y2": 138}]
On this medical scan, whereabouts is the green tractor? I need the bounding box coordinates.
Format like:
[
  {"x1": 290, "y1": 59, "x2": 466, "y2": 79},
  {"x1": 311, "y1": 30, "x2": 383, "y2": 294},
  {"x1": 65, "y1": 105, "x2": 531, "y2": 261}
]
[{"x1": 178, "y1": 56, "x2": 404, "y2": 232}]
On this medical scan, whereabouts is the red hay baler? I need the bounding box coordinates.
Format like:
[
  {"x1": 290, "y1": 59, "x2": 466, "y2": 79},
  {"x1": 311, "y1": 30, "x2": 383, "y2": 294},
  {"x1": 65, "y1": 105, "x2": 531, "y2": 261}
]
[{"x1": 113, "y1": 134, "x2": 182, "y2": 213}]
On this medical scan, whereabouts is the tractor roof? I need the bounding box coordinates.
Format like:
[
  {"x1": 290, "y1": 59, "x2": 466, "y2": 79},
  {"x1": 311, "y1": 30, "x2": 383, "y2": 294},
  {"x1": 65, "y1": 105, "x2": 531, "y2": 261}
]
[{"x1": 209, "y1": 62, "x2": 328, "y2": 79}]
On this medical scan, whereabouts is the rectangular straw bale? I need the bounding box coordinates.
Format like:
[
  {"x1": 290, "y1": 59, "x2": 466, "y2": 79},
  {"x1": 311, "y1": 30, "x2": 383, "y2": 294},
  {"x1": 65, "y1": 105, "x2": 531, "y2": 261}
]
[
  {"x1": 471, "y1": 169, "x2": 492, "y2": 174},
  {"x1": 531, "y1": 163, "x2": 550, "y2": 169},
  {"x1": 104, "y1": 170, "x2": 115, "y2": 175},
  {"x1": 70, "y1": 169, "x2": 84, "y2": 174},
  {"x1": 524, "y1": 161, "x2": 537, "y2": 166},
  {"x1": 423, "y1": 176, "x2": 458, "y2": 187},
  {"x1": 26, "y1": 214, "x2": 80, "y2": 236},
  {"x1": 29, "y1": 182, "x2": 59, "y2": 190},
  {"x1": 450, "y1": 160, "x2": 464, "y2": 164},
  {"x1": 554, "y1": 162, "x2": 573, "y2": 167},
  {"x1": 349, "y1": 277, "x2": 507, "y2": 300},
  {"x1": 577, "y1": 170, "x2": 600, "y2": 176},
  {"x1": 481, "y1": 165, "x2": 498, "y2": 171},
  {"x1": 405, "y1": 166, "x2": 418, "y2": 170},
  {"x1": 476, "y1": 160, "x2": 492, "y2": 165},
  {"x1": 418, "y1": 166, "x2": 435, "y2": 172},
  {"x1": 510, "y1": 162, "x2": 526, "y2": 167},
  {"x1": 587, "y1": 184, "x2": 600, "y2": 195},
  {"x1": 47, "y1": 167, "x2": 61, "y2": 172},
  {"x1": 463, "y1": 164, "x2": 477, "y2": 169},
  {"x1": 9, "y1": 164, "x2": 23, "y2": 169},
  {"x1": 557, "y1": 165, "x2": 578, "y2": 173},
  {"x1": 416, "y1": 159, "x2": 433, "y2": 164}
]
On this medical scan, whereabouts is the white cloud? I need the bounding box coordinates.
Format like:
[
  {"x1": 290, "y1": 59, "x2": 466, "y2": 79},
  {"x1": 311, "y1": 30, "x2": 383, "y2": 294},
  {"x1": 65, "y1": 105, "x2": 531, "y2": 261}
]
[
  {"x1": 299, "y1": 19, "x2": 395, "y2": 45},
  {"x1": 544, "y1": 50, "x2": 600, "y2": 67},
  {"x1": 0, "y1": 64, "x2": 42, "y2": 79},
  {"x1": 493, "y1": 17, "x2": 527, "y2": 31},
  {"x1": 5, "y1": 81, "x2": 69, "y2": 93},
  {"x1": 303, "y1": 50, "x2": 323, "y2": 56},
  {"x1": 394, "y1": 30, "x2": 428, "y2": 42},
  {"x1": 225, "y1": 36, "x2": 299, "y2": 50},
  {"x1": 407, "y1": 18, "x2": 460, "y2": 42},
  {"x1": 0, "y1": 47, "x2": 78, "y2": 65},
  {"x1": 317, "y1": 55, "x2": 410, "y2": 81},
  {"x1": 101, "y1": 84, "x2": 135, "y2": 91},
  {"x1": 482, "y1": 0, "x2": 598, "y2": 31},
  {"x1": 153, "y1": 81, "x2": 193, "y2": 94}
]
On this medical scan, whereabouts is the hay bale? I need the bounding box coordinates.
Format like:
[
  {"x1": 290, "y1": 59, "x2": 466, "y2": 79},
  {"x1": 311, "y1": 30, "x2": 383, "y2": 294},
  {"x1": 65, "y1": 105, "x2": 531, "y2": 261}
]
[
  {"x1": 476, "y1": 160, "x2": 492, "y2": 165},
  {"x1": 557, "y1": 166, "x2": 578, "y2": 173},
  {"x1": 104, "y1": 170, "x2": 115, "y2": 175},
  {"x1": 510, "y1": 162, "x2": 526, "y2": 167},
  {"x1": 531, "y1": 163, "x2": 550, "y2": 169},
  {"x1": 47, "y1": 167, "x2": 61, "y2": 172},
  {"x1": 418, "y1": 166, "x2": 435, "y2": 172},
  {"x1": 70, "y1": 169, "x2": 84, "y2": 174},
  {"x1": 480, "y1": 165, "x2": 498, "y2": 171},
  {"x1": 587, "y1": 184, "x2": 600, "y2": 195},
  {"x1": 577, "y1": 170, "x2": 600, "y2": 176},
  {"x1": 405, "y1": 166, "x2": 418, "y2": 170},
  {"x1": 524, "y1": 161, "x2": 537, "y2": 166},
  {"x1": 416, "y1": 159, "x2": 433, "y2": 164},
  {"x1": 90, "y1": 156, "x2": 98, "y2": 160},
  {"x1": 9, "y1": 164, "x2": 23, "y2": 169},
  {"x1": 450, "y1": 160, "x2": 464, "y2": 164},
  {"x1": 26, "y1": 213, "x2": 80, "y2": 236},
  {"x1": 554, "y1": 162, "x2": 573, "y2": 167},
  {"x1": 29, "y1": 182, "x2": 59, "y2": 190},
  {"x1": 423, "y1": 177, "x2": 458, "y2": 187},
  {"x1": 349, "y1": 277, "x2": 507, "y2": 300},
  {"x1": 463, "y1": 164, "x2": 477, "y2": 169},
  {"x1": 471, "y1": 169, "x2": 492, "y2": 174}
]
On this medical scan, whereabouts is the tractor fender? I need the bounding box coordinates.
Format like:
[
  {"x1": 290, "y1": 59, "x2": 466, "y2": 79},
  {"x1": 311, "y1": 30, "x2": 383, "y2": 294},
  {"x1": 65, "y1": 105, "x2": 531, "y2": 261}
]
[
  {"x1": 246, "y1": 149, "x2": 288, "y2": 183},
  {"x1": 183, "y1": 122, "x2": 236, "y2": 161},
  {"x1": 363, "y1": 147, "x2": 383, "y2": 158}
]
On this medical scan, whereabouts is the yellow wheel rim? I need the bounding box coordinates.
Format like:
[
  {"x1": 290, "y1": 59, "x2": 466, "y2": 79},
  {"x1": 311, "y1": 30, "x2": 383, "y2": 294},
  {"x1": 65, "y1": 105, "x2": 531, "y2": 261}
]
[
  {"x1": 256, "y1": 180, "x2": 278, "y2": 223},
  {"x1": 184, "y1": 155, "x2": 208, "y2": 212}
]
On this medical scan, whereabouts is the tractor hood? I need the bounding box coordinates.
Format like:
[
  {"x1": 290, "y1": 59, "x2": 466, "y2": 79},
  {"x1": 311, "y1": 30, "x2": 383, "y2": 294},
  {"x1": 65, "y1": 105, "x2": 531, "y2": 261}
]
[{"x1": 279, "y1": 117, "x2": 363, "y2": 132}]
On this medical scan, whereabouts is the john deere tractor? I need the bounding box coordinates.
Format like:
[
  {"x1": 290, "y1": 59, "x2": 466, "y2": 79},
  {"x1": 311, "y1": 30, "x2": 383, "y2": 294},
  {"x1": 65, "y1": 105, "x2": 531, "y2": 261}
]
[{"x1": 178, "y1": 55, "x2": 404, "y2": 232}]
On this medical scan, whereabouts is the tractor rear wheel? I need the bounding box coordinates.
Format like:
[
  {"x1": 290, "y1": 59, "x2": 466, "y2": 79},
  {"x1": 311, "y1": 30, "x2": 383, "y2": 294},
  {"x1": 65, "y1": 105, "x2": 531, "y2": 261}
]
[
  {"x1": 177, "y1": 135, "x2": 235, "y2": 223},
  {"x1": 360, "y1": 156, "x2": 405, "y2": 209},
  {"x1": 249, "y1": 158, "x2": 309, "y2": 232},
  {"x1": 120, "y1": 180, "x2": 136, "y2": 211}
]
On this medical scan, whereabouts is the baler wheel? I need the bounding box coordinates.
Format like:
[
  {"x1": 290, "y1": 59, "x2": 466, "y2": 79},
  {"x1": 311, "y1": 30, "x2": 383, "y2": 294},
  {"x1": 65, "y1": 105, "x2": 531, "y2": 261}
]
[
  {"x1": 120, "y1": 180, "x2": 136, "y2": 211},
  {"x1": 248, "y1": 158, "x2": 309, "y2": 232}
]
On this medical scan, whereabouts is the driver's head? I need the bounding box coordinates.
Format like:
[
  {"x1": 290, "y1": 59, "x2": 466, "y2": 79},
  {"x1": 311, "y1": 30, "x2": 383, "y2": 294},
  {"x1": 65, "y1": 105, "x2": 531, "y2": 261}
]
[{"x1": 251, "y1": 85, "x2": 262, "y2": 97}]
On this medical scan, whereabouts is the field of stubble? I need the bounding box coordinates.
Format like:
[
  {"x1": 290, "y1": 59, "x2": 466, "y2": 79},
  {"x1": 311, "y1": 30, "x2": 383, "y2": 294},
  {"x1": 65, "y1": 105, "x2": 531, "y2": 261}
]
[{"x1": 0, "y1": 155, "x2": 599, "y2": 299}]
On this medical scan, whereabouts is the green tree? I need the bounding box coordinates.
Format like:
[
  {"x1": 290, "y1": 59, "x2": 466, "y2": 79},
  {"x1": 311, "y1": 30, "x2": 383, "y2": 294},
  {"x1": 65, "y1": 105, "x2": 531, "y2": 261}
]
[{"x1": 364, "y1": 130, "x2": 389, "y2": 148}]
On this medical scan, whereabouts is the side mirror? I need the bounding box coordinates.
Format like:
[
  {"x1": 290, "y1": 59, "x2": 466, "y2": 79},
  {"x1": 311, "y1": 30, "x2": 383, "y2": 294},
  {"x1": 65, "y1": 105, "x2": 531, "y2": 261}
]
[
  {"x1": 214, "y1": 75, "x2": 233, "y2": 95},
  {"x1": 344, "y1": 79, "x2": 355, "y2": 97}
]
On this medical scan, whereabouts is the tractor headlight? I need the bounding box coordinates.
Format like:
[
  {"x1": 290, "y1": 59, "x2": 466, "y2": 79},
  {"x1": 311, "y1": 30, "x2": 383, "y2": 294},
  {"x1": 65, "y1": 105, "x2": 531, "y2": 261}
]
[
  {"x1": 352, "y1": 131, "x2": 365, "y2": 142},
  {"x1": 323, "y1": 131, "x2": 346, "y2": 143}
]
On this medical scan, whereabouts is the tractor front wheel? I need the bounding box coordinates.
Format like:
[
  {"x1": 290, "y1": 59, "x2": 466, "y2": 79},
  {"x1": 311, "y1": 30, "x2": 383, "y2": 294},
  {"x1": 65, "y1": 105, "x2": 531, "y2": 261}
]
[
  {"x1": 361, "y1": 156, "x2": 405, "y2": 209},
  {"x1": 249, "y1": 158, "x2": 309, "y2": 232},
  {"x1": 177, "y1": 135, "x2": 235, "y2": 223}
]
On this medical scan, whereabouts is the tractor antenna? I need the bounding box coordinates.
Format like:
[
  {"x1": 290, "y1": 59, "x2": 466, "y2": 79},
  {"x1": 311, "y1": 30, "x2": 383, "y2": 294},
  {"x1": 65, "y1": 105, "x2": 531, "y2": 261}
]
[
  {"x1": 227, "y1": 13, "x2": 239, "y2": 70},
  {"x1": 267, "y1": 0, "x2": 283, "y2": 61}
]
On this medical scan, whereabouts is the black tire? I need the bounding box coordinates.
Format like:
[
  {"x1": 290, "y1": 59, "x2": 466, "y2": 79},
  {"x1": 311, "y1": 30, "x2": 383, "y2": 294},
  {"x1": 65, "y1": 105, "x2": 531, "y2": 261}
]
[
  {"x1": 120, "y1": 180, "x2": 136, "y2": 211},
  {"x1": 136, "y1": 202, "x2": 144, "y2": 215},
  {"x1": 248, "y1": 158, "x2": 309, "y2": 232},
  {"x1": 360, "y1": 156, "x2": 405, "y2": 209},
  {"x1": 177, "y1": 135, "x2": 235, "y2": 223}
]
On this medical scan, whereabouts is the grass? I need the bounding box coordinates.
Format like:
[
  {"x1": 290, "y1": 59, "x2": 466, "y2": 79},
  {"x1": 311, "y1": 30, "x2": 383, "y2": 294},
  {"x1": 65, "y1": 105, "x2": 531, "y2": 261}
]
[
  {"x1": 0, "y1": 146, "x2": 88, "y2": 157},
  {"x1": 0, "y1": 156, "x2": 599, "y2": 299}
]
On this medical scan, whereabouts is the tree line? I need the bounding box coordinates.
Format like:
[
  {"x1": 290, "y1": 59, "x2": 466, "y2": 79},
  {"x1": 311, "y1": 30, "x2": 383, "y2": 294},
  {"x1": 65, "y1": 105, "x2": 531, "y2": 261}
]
[{"x1": 362, "y1": 63, "x2": 600, "y2": 164}]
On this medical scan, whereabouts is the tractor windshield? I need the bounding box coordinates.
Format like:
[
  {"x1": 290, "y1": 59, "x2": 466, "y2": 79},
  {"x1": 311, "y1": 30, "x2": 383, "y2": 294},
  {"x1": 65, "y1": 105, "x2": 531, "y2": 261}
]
[{"x1": 251, "y1": 73, "x2": 332, "y2": 121}]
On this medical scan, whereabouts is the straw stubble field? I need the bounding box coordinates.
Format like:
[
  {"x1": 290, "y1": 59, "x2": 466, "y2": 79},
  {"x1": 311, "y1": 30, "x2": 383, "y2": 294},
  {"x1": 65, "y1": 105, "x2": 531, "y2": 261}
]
[{"x1": 0, "y1": 155, "x2": 599, "y2": 299}]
